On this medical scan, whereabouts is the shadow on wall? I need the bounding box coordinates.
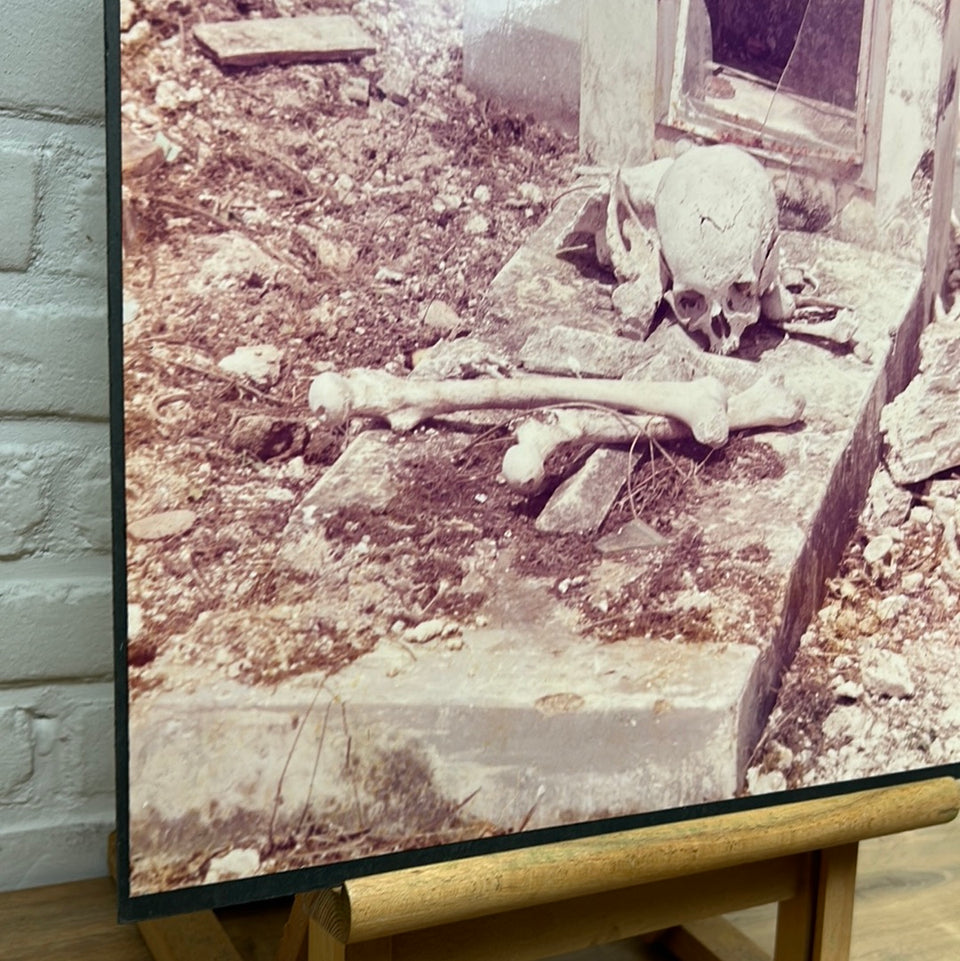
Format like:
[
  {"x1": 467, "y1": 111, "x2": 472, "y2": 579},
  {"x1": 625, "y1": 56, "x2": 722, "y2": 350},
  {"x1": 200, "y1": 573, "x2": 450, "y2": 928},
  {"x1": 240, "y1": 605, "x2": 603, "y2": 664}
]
[{"x1": 463, "y1": 0, "x2": 582, "y2": 134}]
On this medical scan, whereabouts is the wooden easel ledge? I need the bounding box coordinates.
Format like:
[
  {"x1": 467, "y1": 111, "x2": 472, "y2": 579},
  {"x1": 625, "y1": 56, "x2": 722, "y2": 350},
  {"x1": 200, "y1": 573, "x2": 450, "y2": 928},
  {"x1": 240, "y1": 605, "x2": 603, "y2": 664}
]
[{"x1": 118, "y1": 776, "x2": 960, "y2": 961}]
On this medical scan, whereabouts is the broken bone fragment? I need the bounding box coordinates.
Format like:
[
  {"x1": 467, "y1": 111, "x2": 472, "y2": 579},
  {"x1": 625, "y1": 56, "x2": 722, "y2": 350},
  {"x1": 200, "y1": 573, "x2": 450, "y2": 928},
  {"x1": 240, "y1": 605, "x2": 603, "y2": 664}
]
[
  {"x1": 772, "y1": 309, "x2": 869, "y2": 359},
  {"x1": 308, "y1": 368, "x2": 730, "y2": 447},
  {"x1": 501, "y1": 375, "x2": 804, "y2": 495}
]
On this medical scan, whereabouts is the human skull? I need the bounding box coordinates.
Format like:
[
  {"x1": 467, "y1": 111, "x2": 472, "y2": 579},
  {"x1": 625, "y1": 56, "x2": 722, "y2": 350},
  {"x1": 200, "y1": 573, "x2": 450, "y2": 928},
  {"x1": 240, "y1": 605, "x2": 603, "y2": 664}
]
[{"x1": 655, "y1": 145, "x2": 779, "y2": 355}]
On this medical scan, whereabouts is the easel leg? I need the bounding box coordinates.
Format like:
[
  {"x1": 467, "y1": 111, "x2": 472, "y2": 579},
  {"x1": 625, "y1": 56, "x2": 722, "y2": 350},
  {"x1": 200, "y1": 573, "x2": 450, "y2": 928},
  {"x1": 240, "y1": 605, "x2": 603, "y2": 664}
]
[
  {"x1": 774, "y1": 844, "x2": 859, "y2": 961},
  {"x1": 811, "y1": 844, "x2": 859, "y2": 961},
  {"x1": 660, "y1": 917, "x2": 769, "y2": 960},
  {"x1": 308, "y1": 919, "x2": 393, "y2": 961},
  {"x1": 274, "y1": 892, "x2": 312, "y2": 961}
]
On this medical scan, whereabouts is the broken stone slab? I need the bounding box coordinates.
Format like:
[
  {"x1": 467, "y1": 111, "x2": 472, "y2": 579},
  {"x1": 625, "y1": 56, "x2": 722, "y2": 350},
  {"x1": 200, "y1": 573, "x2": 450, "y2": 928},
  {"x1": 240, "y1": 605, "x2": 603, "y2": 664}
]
[
  {"x1": 535, "y1": 447, "x2": 630, "y2": 534},
  {"x1": 519, "y1": 325, "x2": 657, "y2": 378},
  {"x1": 859, "y1": 464, "x2": 914, "y2": 533},
  {"x1": 121, "y1": 130, "x2": 164, "y2": 178},
  {"x1": 194, "y1": 15, "x2": 376, "y2": 68},
  {"x1": 881, "y1": 318, "x2": 960, "y2": 484},
  {"x1": 297, "y1": 429, "x2": 398, "y2": 517}
]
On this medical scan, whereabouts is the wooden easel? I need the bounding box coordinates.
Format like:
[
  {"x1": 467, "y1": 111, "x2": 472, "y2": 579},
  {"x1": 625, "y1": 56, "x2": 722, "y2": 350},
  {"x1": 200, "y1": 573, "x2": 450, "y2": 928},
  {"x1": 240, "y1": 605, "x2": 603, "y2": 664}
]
[{"x1": 123, "y1": 777, "x2": 959, "y2": 961}]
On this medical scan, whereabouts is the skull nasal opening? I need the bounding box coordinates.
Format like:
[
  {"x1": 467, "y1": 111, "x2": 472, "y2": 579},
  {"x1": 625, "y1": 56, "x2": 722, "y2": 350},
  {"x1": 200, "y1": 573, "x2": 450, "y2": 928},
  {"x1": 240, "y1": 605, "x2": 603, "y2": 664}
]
[{"x1": 711, "y1": 313, "x2": 731, "y2": 342}]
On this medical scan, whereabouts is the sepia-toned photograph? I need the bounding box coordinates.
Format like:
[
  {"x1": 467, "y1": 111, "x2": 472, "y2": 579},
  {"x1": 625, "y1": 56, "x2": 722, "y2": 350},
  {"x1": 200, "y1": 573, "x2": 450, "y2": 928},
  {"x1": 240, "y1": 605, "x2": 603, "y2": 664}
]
[{"x1": 114, "y1": 0, "x2": 960, "y2": 917}]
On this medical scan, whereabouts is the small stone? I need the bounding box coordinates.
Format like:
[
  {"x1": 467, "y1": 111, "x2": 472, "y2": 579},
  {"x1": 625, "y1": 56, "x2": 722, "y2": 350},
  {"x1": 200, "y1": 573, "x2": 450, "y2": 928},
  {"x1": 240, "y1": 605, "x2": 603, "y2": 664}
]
[
  {"x1": 333, "y1": 173, "x2": 355, "y2": 201},
  {"x1": 154, "y1": 80, "x2": 182, "y2": 111},
  {"x1": 127, "y1": 603, "x2": 144, "y2": 640},
  {"x1": 909, "y1": 505, "x2": 933, "y2": 527},
  {"x1": 863, "y1": 533, "x2": 894, "y2": 567},
  {"x1": 464, "y1": 213, "x2": 490, "y2": 236},
  {"x1": 119, "y1": 0, "x2": 137, "y2": 31},
  {"x1": 446, "y1": 635, "x2": 464, "y2": 652},
  {"x1": 473, "y1": 184, "x2": 491, "y2": 204},
  {"x1": 228, "y1": 416, "x2": 306, "y2": 460},
  {"x1": 123, "y1": 296, "x2": 139, "y2": 325},
  {"x1": 375, "y1": 266, "x2": 404, "y2": 283},
  {"x1": 422, "y1": 300, "x2": 461, "y2": 332},
  {"x1": 315, "y1": 236, "x2": 358, "y2": 272},
  {"x1": 833, "y1": 679, "x2": 863, "y2": 701},
  {"x1": 518, "y1": 182, "x2": 545, "y2": 205},
  {"x1": 205, "y1": 848, "x2": 261, "y2": 884},
  {"x1": 453, "y1": 84, "x2": 477, "y2": 107},
  {"x1": 861, "y1": 649, "x2": 915, "y2": 699},
  {"x1": 122, "y1": 19, "x2": 150, "y2": 50},
  {"x1": 218, "y1": 345, "x2": 282, "y2": 387},
  {"x1": 901, "y1": 571, "x2": 924, "y2": 593},
  {"x1": 128, "y1": 509, "x2": 197, "y2": 541},
  {"x1": 876, "y1": 594, "x2": 908, "y2": 623},
  {"x1": 377, "y1": 65, "x2": 414, "y2": 105},
  {"x1": 340, "y1": 76, "x2": 370, "y2": 105},
  {"x1": 833, "y1": 607, "x2": 860, "y2": 638},
  {"x1": 405, "y1": 618, "x2": 446, "y2": 644},
  {"x1": 860, "y1": 467, "x2": 912, "y2": 531},
  {"x1": 746, "y1": 768, "x2": 788, "y2": 795},
  {"x1": 596, "y1": 517, "x2": 669, "y2": 553},
  {"x1": 284, "y1": 456, "x2": 306, "y2": 481}
]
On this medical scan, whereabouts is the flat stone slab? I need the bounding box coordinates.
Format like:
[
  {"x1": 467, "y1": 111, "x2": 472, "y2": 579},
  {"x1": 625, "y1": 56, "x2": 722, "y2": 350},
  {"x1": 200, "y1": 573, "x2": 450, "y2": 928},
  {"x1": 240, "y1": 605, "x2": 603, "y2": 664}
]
[
  {"x1": 127, "y1": 196, "x2": 924, "y2": 892},
  {"x1": 194, "y1": 16, "x2": 376, "y2": 68},
  {"x1": 128, "y1": 632, "x2": 761, "y2": 886}
]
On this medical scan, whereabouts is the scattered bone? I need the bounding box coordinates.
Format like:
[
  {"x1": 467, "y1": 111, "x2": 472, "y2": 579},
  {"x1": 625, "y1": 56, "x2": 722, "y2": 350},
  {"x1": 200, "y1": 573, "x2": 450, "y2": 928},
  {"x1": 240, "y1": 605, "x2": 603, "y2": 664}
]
[
  {"x1": 772, "y1": 310, "x2": 859, "y2": 350},
  {"x1": 309, "y1": 368, "x2": 731, "y2": 447},
  {"x1": 603, "y1": 169, "x2": 664, "y2": 335},
  {"x1": 501, "y1": 375, "x2": 804, "y2": 494}
]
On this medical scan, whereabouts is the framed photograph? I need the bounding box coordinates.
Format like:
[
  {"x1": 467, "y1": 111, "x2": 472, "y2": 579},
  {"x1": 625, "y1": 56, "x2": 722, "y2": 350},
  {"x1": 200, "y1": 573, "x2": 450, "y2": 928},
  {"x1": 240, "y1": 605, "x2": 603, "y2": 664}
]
[{"x1": 109, "y1": 0, "x2": 960, "y2": 920}]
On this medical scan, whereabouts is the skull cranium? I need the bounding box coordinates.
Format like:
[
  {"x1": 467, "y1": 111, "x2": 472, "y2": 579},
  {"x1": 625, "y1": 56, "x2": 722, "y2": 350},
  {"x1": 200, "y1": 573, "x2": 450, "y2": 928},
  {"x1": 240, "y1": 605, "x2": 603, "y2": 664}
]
[{"x1": 655, "y1": 145, "x2": 779, "y2": 355}]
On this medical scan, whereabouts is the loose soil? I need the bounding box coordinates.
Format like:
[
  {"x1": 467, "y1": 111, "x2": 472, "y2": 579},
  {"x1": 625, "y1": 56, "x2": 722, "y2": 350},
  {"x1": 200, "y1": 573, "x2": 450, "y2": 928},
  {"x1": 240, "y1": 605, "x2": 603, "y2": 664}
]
[{"x1": 122, "y1": 0, "x2": 580, "y2": 692}]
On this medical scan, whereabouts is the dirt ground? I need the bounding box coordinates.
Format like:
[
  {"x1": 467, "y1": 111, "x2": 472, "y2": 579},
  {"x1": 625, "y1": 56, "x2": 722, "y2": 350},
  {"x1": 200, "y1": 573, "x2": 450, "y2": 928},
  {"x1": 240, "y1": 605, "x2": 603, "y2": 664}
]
[
  {"x1": 122, "y1": 0, "x2": 582, "y2": 692},
  {"x1": 120, "y1": 0, "x2": 959, "y2": 896}
]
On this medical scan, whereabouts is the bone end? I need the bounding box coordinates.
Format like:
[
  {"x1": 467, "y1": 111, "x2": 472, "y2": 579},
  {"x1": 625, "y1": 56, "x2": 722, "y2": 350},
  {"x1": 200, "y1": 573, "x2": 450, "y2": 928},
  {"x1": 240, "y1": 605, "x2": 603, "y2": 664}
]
[
  {"x1": 308, "y1": 372, "x2": 352, "y2": 424},
  {"x1": 502, "y1": 444, "x2": 547, "y2": 495},
  {"x1": 690, "y1": 377, "x2": 729, "y2": 448}
]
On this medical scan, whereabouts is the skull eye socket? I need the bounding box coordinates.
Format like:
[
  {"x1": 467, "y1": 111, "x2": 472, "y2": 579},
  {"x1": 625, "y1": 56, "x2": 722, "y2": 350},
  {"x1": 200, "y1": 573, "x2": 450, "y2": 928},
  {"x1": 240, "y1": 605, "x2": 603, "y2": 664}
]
[
  {"x1": 676, "y1": 291, "x2": 708, "y2": 315},
  {"x1": 725, "y1": 282, "x2": 755, "y2": 314}
]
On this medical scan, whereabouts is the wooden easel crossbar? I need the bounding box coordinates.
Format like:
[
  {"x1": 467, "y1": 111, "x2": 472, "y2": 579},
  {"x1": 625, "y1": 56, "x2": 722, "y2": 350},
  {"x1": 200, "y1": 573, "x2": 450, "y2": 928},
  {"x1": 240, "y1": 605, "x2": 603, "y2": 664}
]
[{"x1": 120, "y1": 777, "x2": 960, "y2": 961}]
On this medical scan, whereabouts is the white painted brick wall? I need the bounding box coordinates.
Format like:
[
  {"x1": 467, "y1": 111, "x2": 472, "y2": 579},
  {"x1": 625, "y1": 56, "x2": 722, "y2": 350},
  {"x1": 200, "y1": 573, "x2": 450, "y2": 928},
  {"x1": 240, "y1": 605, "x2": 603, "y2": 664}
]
[{"x1": 0, "y1": 0, "x2": 115, "y2": 891}]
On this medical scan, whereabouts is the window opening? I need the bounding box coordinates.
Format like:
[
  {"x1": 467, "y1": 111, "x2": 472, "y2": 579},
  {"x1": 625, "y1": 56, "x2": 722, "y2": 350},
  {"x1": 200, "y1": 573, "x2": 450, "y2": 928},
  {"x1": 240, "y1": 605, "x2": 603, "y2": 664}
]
[{"x1": 665, "y1": 0, "x2": 876, "y2": 167}]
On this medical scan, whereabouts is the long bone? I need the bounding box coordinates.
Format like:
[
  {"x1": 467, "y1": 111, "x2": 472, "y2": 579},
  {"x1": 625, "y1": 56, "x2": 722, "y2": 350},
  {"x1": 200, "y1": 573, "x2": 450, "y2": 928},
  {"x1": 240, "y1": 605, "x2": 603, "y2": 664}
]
[
  {"x1": 501, "y1": 375, "x2": 804, "y2": 494},
  {"x1": 308, "y1": 369, "x2": 730, "y2": 448}
]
